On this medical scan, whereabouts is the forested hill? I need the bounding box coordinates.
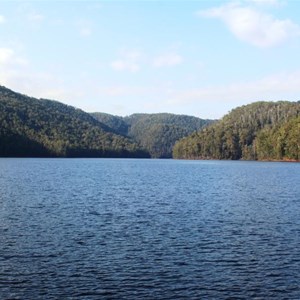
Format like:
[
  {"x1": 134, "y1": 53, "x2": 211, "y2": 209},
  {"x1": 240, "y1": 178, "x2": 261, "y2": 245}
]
[
  {"x1": 173, "y1": 101, "x2": 300, "y2": 161},
  {"x1": 0, "y1": 86, "x2": 149, "y2": 158},
  {"x1": 4, "y1": 85, "x2": 297, "y2": 161},
  {"x1": 91, "y1": 112, "x2": 213, "y2": 158}
]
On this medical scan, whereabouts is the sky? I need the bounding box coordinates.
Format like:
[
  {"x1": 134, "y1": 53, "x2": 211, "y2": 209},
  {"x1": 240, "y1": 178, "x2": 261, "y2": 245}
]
[{"x1": 1, "y1": 0, "x2": 300, "y2": 119}]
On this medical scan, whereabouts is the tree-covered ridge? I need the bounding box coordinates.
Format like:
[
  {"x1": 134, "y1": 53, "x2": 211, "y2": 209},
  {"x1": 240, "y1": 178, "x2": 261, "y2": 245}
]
[
  {"x1": 91, "y1": 112, "x2": 129, "y2": 136},
  {"x1": 173, "y1": 101, "x2": 300, "y2": 161},
  {"x1": 256, "y1": 115, "x2": 300, "y2": 161},
  {"x1": 91, "y1": 112, "x2": 213, "y2": 158},
  {"x1": 0, "y1": 85, "x2": 149, "y2": 158}
]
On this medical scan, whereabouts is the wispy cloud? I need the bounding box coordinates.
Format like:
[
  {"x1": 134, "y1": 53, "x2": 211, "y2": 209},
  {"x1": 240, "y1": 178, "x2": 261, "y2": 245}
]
[
  {"x1": 198, "y1": 2, "x2": 300, "y2": 47},
  {"x1": 0, "y1": 48, "x2": 28, "y2": 66},
  {"x1": 111, "y1": 49, "x2": 142, "y2": 73},
  {"x1": 110, "y1": 49, "x2": 183, "y2": 72},
  {"x1": 27, "y1": 12, "x2": 45, "y2": 22},
  {"x1": 168, "y1": 70, "x2": 300, "y2": 107},
  {"x1": 79, "y1": 27, "x2": 92, "y2": 37},
  {"x1": 0, "y1": 15, "x2": 5, "y2": 23},
  {"x1": 0, "y1": 47, "x2": 30, "y2": 88},
  {"x1": 15, "y1": 2, "x2": 45, "y2": 24},
  {"x1": 97, "y1": 85, "x2": 154, "y2": 97},
  {"x1": 0, "y1": 66, "x2": 75, "y2": 105},
  {"x1": 153, "y1": 52, "x2": 183, "y2": 68},
  {"x1": 111, "y1": 60, "x2": 140, "y2": 73},
  {"x1": 0, "y1": 48, "x2": 14, "y2": 65},
  {"x1": 248, "y1": 0, "x2": 282, "y2": 6},
  {"x1": 77, "y1": 19, "x2": 93, "y2": 38}
]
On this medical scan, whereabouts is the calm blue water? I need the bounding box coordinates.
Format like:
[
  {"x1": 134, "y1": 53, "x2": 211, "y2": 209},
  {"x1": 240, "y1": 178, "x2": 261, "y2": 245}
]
[{"x1": 0, "y1": 158, "x2": 299, "y2": 299}]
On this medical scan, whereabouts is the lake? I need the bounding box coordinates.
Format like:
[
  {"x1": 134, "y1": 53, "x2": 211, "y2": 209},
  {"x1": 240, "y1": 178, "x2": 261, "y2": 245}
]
[{"x1": 0, "y1": 158, "x2": 299, "y2": 299}]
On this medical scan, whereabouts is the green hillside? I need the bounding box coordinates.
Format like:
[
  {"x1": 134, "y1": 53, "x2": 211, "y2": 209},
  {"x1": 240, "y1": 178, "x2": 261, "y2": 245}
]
[
  {"x1": 0, "y1": 86, "x2": 149, "y2": 158},
  {"x1": 90, "y1": 112, "x2": 129, "y2": 136},
  {"x1": 91, "y1": 112, "x2": 213, "y2": 158},
  {"x1": 3, "y1": 86, "x2": 297, "y2": 161},
  {"x1": 173, "y1": 101, "x2": 300, "y2": 161}
]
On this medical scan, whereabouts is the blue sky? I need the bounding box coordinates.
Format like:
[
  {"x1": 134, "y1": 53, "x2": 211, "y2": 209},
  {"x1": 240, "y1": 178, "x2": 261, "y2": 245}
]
[{"x1": 1, "y1": 0, "x2": 300, "y2": 119}]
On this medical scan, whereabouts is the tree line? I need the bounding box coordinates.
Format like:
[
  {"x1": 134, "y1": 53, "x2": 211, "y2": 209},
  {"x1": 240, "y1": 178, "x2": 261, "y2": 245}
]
[
  {"x1": 0, "y1": 86, "x2": 149, "y2": 158},
  {"x1": 173, "y1": 101, "x2": 300, "y2": 161},
  {"x1": 2, "y1": 85, "x2": 298, "y2": 161}
]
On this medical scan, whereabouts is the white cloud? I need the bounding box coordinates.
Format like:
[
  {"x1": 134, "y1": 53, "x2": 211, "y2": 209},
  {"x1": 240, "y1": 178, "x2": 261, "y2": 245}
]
[
  {"x1": 153, "y1": 53, "x2": 183, "y2": 68},
  {"x1": 110, "y1": 49, "x2": 142, "y2": 73},
  {"x1": 198, "y1": 2, "x2": 300, "y2": 47},
  {"x1": 0, "y1": 15, "x2": 5, "y2": 23}
]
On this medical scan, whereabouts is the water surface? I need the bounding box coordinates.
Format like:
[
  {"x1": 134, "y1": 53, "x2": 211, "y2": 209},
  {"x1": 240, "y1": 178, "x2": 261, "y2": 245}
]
[{"x1": 0, "y1": 159, "x2": 299, "y2": 299}]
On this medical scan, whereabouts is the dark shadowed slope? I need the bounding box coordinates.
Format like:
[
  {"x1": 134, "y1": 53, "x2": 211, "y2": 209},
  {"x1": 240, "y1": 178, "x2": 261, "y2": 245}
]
[
  {"x1": 91, "y1": 112, "x2": 214, "y2": 158},
  {"x1": 0, "y1": 86, "x2": 149, "y2": 158}
]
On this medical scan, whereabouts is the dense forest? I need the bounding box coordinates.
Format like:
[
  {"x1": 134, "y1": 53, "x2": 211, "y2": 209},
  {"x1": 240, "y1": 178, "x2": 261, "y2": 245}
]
[
  {"x1": 0, "y1": 85, "x2": 210, "y2": 158},
  {"x1": 1, "y1": 85, "x2": 299, "y2": 160},
  {"x1": 0, "y1": 86, "x2": 149, "y2": 158},
  {"x1": 173, "y1": 101, "x2": 300, "y2": 161},
  {"x1": 91, "y1": 113, "x2": 213, "y2": 158}
]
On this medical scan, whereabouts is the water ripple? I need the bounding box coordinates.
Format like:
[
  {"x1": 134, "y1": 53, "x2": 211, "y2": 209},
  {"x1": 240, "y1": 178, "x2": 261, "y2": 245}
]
[{"x1": 0, "y1": 159, "x2": 299, "y2": 299}]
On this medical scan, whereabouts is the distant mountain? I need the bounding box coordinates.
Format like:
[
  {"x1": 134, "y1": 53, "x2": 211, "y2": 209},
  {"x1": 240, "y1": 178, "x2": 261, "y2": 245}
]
[
  {"x1": 173, "y1": 101, "x2": 300, "y2": 161},
  {"x1": 91, "y1": 112, "x2": 214, "y2": 158},
  {"x1": 0, "y1": 86, "x2": 149, "y2": 158}
]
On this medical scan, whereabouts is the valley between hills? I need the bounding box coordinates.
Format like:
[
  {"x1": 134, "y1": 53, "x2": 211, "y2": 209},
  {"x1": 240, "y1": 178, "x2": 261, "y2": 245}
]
[{"x1": 0, "y1": 85, "x2": 299, "y2": 161}]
